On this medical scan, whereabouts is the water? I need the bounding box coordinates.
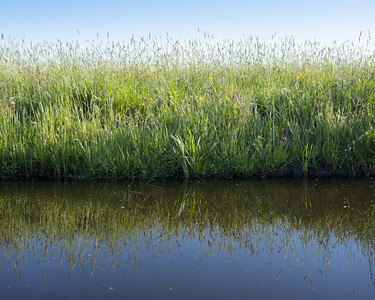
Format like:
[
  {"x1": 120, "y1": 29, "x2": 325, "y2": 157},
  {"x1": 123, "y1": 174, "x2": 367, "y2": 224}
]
[{"x1": 0, "y1": 179, "x2": 374, "y2": 299}]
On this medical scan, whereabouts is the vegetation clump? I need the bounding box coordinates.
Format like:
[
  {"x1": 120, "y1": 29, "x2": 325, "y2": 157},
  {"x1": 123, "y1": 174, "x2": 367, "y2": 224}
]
[{"x1": 0, "y1": 35, "x2": 374, "y2": 179}]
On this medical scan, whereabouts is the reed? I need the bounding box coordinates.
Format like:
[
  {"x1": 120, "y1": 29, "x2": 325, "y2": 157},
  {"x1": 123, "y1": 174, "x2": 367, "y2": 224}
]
[{"x1": 0, "y1": 35, "x2": 374, "y2": 179}]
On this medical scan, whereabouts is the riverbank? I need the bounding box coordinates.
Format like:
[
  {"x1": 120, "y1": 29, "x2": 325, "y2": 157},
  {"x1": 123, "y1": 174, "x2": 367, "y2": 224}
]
[{"x1": 0, "y1": 37, "x2": 374, "y2": 179}]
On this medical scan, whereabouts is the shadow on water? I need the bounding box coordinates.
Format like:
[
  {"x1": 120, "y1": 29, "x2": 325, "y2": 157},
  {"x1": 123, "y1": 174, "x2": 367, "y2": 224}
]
[{"x1": 0, "y1": 179, "x2": 375, "y2": 299}]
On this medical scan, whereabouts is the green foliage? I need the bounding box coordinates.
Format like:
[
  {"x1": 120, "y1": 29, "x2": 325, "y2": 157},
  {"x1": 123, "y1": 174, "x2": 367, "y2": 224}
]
[{"x1": 0, "y1": 36, "x2": 374, "y2": 178}]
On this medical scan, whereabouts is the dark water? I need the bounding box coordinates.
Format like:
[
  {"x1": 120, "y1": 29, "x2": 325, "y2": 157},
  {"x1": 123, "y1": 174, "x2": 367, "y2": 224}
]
[{"x1": 0, "y1": 179, "x2": 375, "y2": 299}]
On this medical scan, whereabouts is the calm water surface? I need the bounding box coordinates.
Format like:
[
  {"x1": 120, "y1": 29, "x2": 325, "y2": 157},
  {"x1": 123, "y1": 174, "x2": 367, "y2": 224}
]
[{"x1": 0, "y1": 179, "x2": 374, "y2": 299}]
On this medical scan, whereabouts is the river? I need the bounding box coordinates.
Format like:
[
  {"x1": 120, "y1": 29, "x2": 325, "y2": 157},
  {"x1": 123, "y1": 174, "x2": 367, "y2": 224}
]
[{"x1": 0, "y1": 179, "x2": 374, "y2": 299}]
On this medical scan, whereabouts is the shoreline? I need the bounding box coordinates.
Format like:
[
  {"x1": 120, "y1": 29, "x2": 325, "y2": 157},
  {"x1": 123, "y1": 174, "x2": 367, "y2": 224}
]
[{"x1": 1, "y1": 166, "x2": 374, "y2": 181}]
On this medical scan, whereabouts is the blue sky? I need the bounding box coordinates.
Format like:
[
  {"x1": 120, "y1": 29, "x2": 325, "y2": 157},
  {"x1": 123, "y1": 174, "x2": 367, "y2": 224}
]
[{"x1": 1, "y1": 0, "x2": 374, "y2": 45}]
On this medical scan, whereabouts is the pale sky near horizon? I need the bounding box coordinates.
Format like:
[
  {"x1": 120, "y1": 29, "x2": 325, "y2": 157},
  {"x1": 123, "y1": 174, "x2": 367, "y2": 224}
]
[{"x1": 1, "y1": 0, "x2": 374, "y2": 46}]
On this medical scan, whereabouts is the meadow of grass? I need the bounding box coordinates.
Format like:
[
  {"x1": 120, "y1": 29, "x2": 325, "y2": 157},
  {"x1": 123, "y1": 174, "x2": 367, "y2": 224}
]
[{"x1": 0, "y1": 35, "x2": 374, "y2": 179}]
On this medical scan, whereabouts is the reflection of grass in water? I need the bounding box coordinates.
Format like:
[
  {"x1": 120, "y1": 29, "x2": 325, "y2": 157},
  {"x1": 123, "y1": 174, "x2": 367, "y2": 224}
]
[{"x1": 0, "y1": 180, "x2": 375, "y2": 281}]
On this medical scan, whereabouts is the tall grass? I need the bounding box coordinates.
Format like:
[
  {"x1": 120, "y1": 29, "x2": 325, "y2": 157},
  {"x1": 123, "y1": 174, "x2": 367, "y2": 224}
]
[{"x1": 0, "y1": 35, "x2": 374, "y2": 179}]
